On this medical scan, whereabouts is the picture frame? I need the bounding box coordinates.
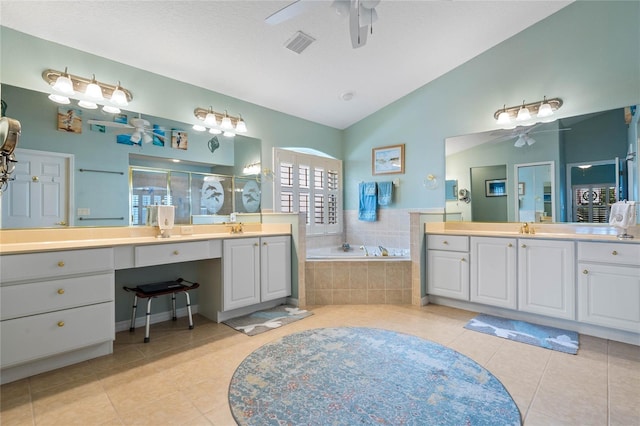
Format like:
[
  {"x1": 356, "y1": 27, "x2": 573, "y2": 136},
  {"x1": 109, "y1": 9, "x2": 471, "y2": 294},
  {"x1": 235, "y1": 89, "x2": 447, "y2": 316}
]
[
  {"x1": 57, "y1": 107, "x2": 82, "y2": 133},
  {"x1": 485, "y1": 179, "x2": 507, "y2": 197},
  {"x1": 518, "y1": 182, "x2": 525, "y2": 196},
  {"x1": 372, "y1": 144, "x2": 404, "y2": 175},
  {"x1": 171, "y1": 130, "x2": 188, "y2": 150}
]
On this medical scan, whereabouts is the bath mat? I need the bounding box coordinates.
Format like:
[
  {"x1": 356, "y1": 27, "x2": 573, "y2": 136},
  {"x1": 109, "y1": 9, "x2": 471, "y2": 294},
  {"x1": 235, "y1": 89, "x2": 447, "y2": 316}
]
[
  {"x1": 464, "y1": 314, "x2": 579, "y2": 354},
  {"x1": 223, "y1": 304, "x2": 312, "y2": 336},
  {"x1": 229, "y1": 327, "x2": 521, "y2": 425}
]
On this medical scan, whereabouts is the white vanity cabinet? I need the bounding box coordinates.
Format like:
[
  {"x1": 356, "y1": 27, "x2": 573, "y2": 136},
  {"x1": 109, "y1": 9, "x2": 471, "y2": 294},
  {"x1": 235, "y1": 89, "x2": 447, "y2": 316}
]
[
  {"x1": 577, "y1": 242, "x2": 640, "y2": 332},
  {"x1": 0, "y1": 248, "x2": 115, "y2": 381},
  {"x1": 427, "y1": 235, "x2": 469, "y2": 300},
  {"x1": 222, "y1": 235, "x2": 291, "y2": 311},
  {"x1": 518, "y1": 239, "x2": 575, "y2": 320},
  {"x1": 470, "y1": 237, "x2": 517, "y2": 309}
]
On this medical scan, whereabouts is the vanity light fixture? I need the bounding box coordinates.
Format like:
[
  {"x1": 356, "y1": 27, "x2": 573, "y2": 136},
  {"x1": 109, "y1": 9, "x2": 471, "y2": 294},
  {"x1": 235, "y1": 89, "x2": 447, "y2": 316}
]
[
  {"x1": 494, "y1": 97, "x2": 562, "y2": 128},
  {"x1": 42, "y1": 68, "x2": 133, "y2": 114},
  {"x1": 193, "y1": 107, "x2": 248, "y2": 137}
]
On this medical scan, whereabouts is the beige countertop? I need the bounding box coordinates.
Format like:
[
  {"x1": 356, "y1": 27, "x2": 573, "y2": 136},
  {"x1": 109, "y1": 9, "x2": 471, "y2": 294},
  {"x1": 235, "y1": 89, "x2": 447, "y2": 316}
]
[
  {"x1": 425, "y1": 222, "x2": 640, "y2": 243},
  {"x1": 0, "y1": 223, "x2": 292, "y2": 254}
]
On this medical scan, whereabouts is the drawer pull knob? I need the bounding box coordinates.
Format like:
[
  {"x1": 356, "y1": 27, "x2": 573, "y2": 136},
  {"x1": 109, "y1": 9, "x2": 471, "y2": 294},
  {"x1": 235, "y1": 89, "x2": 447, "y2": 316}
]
[
  {"x1": 507, "y1": 243, "x2": 513, "y2": 248},
  {"x1": 57, "y1": 288, "x2": 65, "y2": 295},
  {"x1": 263, "y1": 242, "x2": 268, "y2": 246},
  {"x1": 173, "y1": 250, "x2": 179, "y2": 255},
  {"x1": 57, "y1": 261, "x2": 65, "y2": 267},
  {"x1": 611, "y1": 250, "x2": 618, "y2": 256},
  {"x1": 460, "y1": 258, "x2": 466, "y2": 262},
  {"x1": 57, "y1": 321, "x2": 65, "y2": 327},
  {"x1": 521, "y1": 244, "x2": 527, "y2": 248},
  {"x1": 583, "y1": 269, "x2": 589, "y2": 275},
  {"x1": 254, "y1": 242, "x2": 259, "y2": 247},
  {"x1": 443, "y1": 241, "x2": 449, "y2": 245}
]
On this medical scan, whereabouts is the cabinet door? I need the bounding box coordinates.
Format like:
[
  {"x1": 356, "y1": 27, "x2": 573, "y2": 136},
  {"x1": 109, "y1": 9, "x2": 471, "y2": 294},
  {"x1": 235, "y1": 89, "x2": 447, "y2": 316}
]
[
  {"x1": 261, "y1": 236, "x2": 292, "y2": 301},
  {"x1": 578, "y1": 263, "x2": 640, "y2": 333},
  {"x1": 223, "y1": 238, "x2": 260, "y2": 311},
  {"x1": 518, "y1": 239, "x2": 575, "y2": 319},
  {"x1": 470, "y1": 237, "x2": 517, "y2": 309},
  {"x1": 427, "y1": 250, "x2": 469, "y2": 300}
]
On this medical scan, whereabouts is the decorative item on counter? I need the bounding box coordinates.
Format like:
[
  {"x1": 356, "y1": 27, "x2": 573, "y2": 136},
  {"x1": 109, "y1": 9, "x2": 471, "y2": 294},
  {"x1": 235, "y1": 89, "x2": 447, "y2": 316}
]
[
  {"x1": 609, "y1": 200, "x2": 636, "y2": 239},
  {"x1": 156, "y1": 205, "x2": 175, "y2": 238}
]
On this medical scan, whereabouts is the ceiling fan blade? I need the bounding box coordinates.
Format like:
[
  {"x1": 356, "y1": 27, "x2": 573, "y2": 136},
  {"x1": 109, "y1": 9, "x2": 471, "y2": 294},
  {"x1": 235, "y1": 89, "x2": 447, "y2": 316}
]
[
  {"x1": 87, "y1": 119, "x2": 133, "y2": 129},
  {"x1": 350, "y1": 1, "x2": 368, "y2": 48},
  {"x1": 265, "y1": 0, "x2": 313, "y2": 25}
]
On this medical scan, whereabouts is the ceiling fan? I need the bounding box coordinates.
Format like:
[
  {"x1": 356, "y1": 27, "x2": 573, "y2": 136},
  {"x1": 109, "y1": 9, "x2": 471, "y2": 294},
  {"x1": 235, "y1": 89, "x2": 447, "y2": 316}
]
[
  {"x1": 265, "y1": 0, "x2": 381, "y2": 49},
  {"x1": 87, "y1": 115, "x2": 165, "y2": 145},
  {"x1": 490, "y1": 124, "x2": 571, "y2": 148}
]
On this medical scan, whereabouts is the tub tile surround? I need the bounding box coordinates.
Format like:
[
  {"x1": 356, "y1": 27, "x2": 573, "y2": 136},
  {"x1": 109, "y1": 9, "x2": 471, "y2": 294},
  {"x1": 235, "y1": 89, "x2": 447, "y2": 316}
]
[{"x1": 344, "y1": 209, "x2": 412, "y2": 250}]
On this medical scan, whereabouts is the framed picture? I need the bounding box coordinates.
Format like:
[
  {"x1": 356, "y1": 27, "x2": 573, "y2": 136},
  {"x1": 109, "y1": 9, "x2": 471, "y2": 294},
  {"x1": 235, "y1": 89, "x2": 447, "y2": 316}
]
[
  {"x1": 171, "y1": 130, "x2": 188, "y2": 150},
  {"x1": 372, "y1": 144, "x2": 404, "y2": 175},
  {"x1": 518, "y1": 182, "x2": 525, "y2": 195},
  {"x1": 485, "y1": 179, "x2": 507, "y2": 197},
  {"x1": 152, "y1": 124, "x2": 166, "y2": 147},
  {"x1": 57, "y1": 107, "x2": 82, "y2": 133}
]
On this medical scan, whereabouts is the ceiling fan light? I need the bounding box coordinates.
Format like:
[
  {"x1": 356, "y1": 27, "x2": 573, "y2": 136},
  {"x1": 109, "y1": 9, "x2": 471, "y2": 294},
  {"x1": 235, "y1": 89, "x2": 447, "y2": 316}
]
[
  {"x1": 102, "y1": 105, "x2": 121, "y2": 114},
  {"x1": 85, "y1": 76, "x2": 104, "y2": 101},
  {"x1": 526, "y1": 135, "x2": 536, "y2": 146},
  {"x1": 514, "y1": 135, "x2": 526, "y2": 148},
  {"x1": 209, "y1": 128, "x2": 222, "y2": 135},
  {"x1": 142, "y1": 132, "x2": 153, "y2": 144},
  {"x1": 192, "y1": 124, "x2": 206, "y2": 132},
  {"x1": 48, "y1": 94, "x2": 70, "y2": 104},
  {"x1": 516, "y1": 105, "x2": 531, "y2": 122},
  {"x1": 110, "y1": 84, "x2": 128, "y2": 107},
  {"x1": 331, "y1": 0, "x2": 350, "y2": 16},
  {"x1": 78, "y1": 100, "x2": 98, "y2": 109},
  {"x1": 130, "y1": 131, "x2": 142, "y2": 144}
]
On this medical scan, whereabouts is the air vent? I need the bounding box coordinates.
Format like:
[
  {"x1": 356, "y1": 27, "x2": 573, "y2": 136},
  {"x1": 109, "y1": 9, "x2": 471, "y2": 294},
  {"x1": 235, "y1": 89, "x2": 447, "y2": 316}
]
[{"x1": 284, "y1": 31, "x2": 315, "y2": 54}]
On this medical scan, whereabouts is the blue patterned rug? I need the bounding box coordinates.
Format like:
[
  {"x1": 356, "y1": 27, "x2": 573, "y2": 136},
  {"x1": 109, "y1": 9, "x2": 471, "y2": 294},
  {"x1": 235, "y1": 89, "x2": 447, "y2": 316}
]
[
  {"x1": 464, "y1": 314, "x2": 579, "y2": 355},
  {"x1": 229, "y1": 327, "x2": 521, "y2": 425}
]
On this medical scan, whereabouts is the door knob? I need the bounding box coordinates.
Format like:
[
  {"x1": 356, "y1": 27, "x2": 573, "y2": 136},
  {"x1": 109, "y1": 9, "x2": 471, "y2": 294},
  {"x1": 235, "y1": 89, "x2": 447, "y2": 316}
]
[{"x1": 583, "y1": 269, "x2": 589, "y2": 274}]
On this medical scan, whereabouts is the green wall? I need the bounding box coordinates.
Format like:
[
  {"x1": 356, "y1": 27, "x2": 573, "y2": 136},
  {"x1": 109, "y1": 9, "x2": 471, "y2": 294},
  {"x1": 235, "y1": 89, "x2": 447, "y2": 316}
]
[{"x1": 343, "y1": 1, "x2": 640, "y2": 211}]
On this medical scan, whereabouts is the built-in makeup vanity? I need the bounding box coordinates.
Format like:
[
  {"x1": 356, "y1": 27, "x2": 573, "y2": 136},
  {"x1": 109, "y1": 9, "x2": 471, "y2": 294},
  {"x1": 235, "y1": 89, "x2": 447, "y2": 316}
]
[
  {"x1": 0, "y1": 223, "x2": 292, "y2": 384},
  {"x1": 425, "y1": 222, "x2": 640, "y2": 345}
]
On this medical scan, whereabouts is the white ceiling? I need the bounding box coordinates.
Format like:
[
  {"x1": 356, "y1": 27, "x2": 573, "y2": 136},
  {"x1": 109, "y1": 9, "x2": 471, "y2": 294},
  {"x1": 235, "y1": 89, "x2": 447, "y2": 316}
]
[{"x1": 0, "y1": 1, "x2": 571, "y2": 130}]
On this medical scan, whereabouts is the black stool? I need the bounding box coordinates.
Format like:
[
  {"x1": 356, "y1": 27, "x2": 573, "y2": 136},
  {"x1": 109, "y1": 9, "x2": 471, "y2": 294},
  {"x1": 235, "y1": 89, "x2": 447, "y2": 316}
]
[{"x1": 123, "y1": 278, "x2": 200, "y2": 343}]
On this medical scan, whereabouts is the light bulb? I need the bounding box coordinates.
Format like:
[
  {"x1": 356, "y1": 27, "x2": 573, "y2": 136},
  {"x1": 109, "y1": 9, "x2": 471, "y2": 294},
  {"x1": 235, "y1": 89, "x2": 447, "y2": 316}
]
[
  {"x1": 130, "y1": 132, "x2": 142, "y2": 144},
  {"x1": 78, "y1": 100, "x2": 98, "y2": 109},
  {"x1": 102, "y1": 105, "x2": 121, "y2": 114},
  {"x1": 52, "y1": 69, "x2": 75, "y2": 95},
  {"x1": 221, "y1": 111, "x2": 233, "y2": 129},
  {"x1": 48, "y1": 94, "x2": 70, "y2": 104},
  {"x1": 496, "y1": 107, "x2": 511, "y2": 126},
  {"x1": 235, "y1": 115, "x2": 247, "y2": 132},
  {"x1": 204, "y1": 111, "x2": 217, "y2": 126},
  {"x1": 110, "y1": 83, "x2": 128, "y2": 106},
  {"x1": 85, "y1": 75, "x2": 104, "y2": 101},
  {"x1": 516, "y1": 103, "x2": 531, "y2": 122}
]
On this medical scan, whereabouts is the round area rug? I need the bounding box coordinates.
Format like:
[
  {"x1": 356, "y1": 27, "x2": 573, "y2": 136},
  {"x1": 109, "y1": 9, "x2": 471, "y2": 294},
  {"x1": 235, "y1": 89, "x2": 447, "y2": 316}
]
[{"x1": 229, "y1": 327, "x2": 521, "y2": 425}]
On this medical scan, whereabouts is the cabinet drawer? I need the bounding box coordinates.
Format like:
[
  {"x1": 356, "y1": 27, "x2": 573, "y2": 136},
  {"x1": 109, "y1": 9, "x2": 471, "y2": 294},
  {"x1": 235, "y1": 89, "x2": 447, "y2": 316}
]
[
  {"x1": 578, "y1": 242, "x2": 640, "y2": 266},
  {"x1": 0, "y1": 248, "x2": 114, "y2": 283},
  {"x1": 0, "y1": 302, "x2": 114, "y2": 368},
  {"x1": 1, "y1": 273, "x2": 114, "y2": 321},
  {"x1": 427, "y1": 235, "x2": 469, "y2": 252},
  {"x1": 134, "y1": 240, "x2": 210, "y2": 267}
]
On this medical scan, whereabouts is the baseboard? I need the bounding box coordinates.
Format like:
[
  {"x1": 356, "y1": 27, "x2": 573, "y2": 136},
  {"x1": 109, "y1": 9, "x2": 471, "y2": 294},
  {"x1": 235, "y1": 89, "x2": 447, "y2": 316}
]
[{"x1": 115, "y1": 305, "x2": 200, "y2": 333}]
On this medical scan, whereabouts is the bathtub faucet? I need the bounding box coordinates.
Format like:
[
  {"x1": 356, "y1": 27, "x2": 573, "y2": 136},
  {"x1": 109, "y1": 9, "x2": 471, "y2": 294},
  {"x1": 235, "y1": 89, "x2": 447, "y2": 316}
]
[
  {"x1": 378, "y1": 245, "x2": 389, "y2": 256},
  {"x1": 359, "y1": 245, "x2": 369, "y2": 256}
]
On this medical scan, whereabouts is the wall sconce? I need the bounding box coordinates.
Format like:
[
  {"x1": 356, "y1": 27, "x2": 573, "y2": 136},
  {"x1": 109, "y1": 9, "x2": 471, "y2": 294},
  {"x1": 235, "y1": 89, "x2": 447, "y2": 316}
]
[
  {"x1": 42, "y1": 68, "x2": 133, "y2": 114},
  {"x1": 424, "y1": 174, "x2": 438, "y2": 190},
  {"x1": 494, "y1": 97, "x2": 562, "y2": 128},
  {"x1": 193, "y1": 107, "x2": 248, "y2": 137}
]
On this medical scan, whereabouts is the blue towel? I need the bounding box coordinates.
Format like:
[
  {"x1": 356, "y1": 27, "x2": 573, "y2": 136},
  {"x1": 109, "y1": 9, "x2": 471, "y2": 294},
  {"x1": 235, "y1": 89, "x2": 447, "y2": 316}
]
[
  {"x1": 358, "y1": 182, "x2": 377, "y2": 221},
  {"x1": 377, "y1": 181, "x2": 393, "y2": 206}
]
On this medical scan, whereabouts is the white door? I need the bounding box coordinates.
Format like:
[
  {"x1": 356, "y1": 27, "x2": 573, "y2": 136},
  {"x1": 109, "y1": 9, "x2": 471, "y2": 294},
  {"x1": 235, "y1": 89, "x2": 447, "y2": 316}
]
[
  {"x1": 518, "y1": 239, "x2": 575, "y2": 319},
  {"x1": 260, "y1": 235, "x2": 291, "y2": 301},
  {"x1": 1, "y1": 149, "x2": 71, "y2": 228},
  {"x1": 470, "y1": 237, "x2": 517, "y2": 309}
]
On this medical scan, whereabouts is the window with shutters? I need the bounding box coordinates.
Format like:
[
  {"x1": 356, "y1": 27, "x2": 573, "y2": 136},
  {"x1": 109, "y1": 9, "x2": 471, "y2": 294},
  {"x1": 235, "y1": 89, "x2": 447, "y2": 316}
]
[{"x1": 274, "y1": 148, "x2": 342, "y2": 235}]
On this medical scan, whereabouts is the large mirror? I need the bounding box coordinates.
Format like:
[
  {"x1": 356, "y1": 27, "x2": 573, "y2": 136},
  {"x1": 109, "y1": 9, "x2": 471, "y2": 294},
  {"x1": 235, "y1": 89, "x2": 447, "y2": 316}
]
[
  {"x1": 0, "y1": 84, "x2": 262, "y2": 229},
  {"x1": 445, "y1": 106, "x2": 637, "y2": 223}
]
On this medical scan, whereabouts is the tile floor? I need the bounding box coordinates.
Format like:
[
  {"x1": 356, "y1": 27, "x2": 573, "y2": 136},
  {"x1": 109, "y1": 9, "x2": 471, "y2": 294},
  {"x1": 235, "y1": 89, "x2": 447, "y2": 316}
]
[{"x1": 1, "y1": 304, "x2": 638, "y2": 425}]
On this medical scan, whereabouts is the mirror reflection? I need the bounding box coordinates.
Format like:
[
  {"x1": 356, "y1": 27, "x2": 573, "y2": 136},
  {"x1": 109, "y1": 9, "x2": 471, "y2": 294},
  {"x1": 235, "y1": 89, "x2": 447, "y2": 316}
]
[
  {"x1": 0, "y1": 84, "x2": 261, "y2": 229},
  {"x1": 446, "y1": 107, "x2": 636, "y2": 223}
]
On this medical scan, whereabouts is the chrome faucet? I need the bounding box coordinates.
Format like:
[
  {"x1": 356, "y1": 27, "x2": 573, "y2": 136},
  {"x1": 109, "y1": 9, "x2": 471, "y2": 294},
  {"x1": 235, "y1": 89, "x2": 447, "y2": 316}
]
[
  {"x1": 359, "y1": 245, "x2": 369, "y2": 256},
  {"x1": 378, "y1": 245, "x2": 389, "y2": 256}
]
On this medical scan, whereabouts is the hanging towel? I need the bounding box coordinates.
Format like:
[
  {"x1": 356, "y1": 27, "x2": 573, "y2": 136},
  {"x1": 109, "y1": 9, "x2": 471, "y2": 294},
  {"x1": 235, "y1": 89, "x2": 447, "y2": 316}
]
[
  {"x1": 358, "y1": 182, "x2": 377, "y2": 222},
  {"x1": 156, "y1": 205, "x2": 175, "y2": 230},
  {"x1": 609, "y1": 201, "x2": 636, "y2": 229},
  {"x1": 377, "y1": 181, "x2": 393, "y2": 206}
]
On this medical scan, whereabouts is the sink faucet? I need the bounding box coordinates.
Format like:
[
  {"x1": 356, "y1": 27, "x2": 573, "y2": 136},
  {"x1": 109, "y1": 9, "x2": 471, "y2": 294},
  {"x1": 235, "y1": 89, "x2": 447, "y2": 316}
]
[
  {"x1": 378, "y1": 245, "x2": 389, "y2": 256},
  {"x1": 359, "y1": 245, "x2": 369, "y2": 256},
  {"x1": 230, "y1": 223, "x2": 243, "y2": 234},
  {"x1": 520, "y1": 223, "x2": 535, "y2": 234}
]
